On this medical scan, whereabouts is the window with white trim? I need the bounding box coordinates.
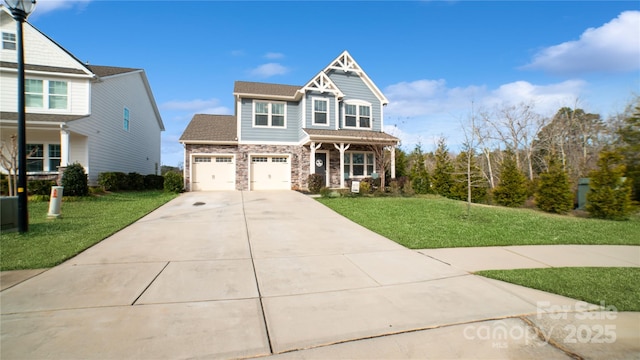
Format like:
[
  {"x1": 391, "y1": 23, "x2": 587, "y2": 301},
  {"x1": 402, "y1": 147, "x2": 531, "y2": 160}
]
[
  {"x1": 344, "y1": 102, "x2": 371, "y2": 129},
  {"x1": 272, "y1": 157, "x2": 288, "y2": 163},
  {"x1": 2, "y1": 32, "x2": 16, "y2": 50},
  {"x1": 252, "y1": 157, "x2": 268, "y2": 163},
  {"x1": 123, "y1": 107, "x2": 130, "y2": 131},
  {"x1": 313, "y1": 99, "x2": 328, "y2": 125},
  {"x1": 215, "y1": 157, "x2": 232, "y2": 163},
  {"x1": 25, "y1": 143, "x2": 61, "y2": 172},
  {"x1": 194, "y1": 157, "x2": 211, "y2": 163},
  {"x1": 344, "y1": 152, "x2": 375, "y2": 178},
  {"x1": 253, "y1": 101, "x2": 286, "y2": 127},
  {"x1": 25, "y1": 79, "x2": 68, "y2": 110}
]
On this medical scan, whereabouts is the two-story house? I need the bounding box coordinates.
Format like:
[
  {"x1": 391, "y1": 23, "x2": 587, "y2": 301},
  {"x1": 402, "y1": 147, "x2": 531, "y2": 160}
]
[
  {"x1": 179, "y1": 51, "x2": 398, "y2": 191},
  {"x1": 0, "y1": 6, "x2": 164, "y2": 185}
]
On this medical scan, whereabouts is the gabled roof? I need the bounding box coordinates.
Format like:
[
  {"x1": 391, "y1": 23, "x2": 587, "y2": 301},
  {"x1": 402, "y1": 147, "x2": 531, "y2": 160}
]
[
  {"x1": 179, "y1": 114, "x2": 237, "y2": 144},
  {"x1": 303, "y1": 128, "x2": 399, "y2": 145},
  {"x1": 0, "y1": 61, "x2": 88, "y2": 75},
  {"x1": 234, "y1": 81, "x2": 302, "y2": 100},
  {"x1": 324, "y1": 50, "x2": 389, "y2": 105},
  {"x1": 302, "y1": 71, "x2": 344, "y2": 98}
]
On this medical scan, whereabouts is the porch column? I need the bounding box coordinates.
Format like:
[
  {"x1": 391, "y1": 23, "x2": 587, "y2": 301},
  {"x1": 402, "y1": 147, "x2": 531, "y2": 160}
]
[
  {"x1": 309, "y1": 142, "x2": 322, "y2": 174},
  {"x1": 60, "y1": 124, "x2": 70, "y2": 167},
  {"x1": 390, "y1": 145, "x2": 396, "y2": 179},
  {"x1": 334, "y1": 142, "x2": 350, "y2": 188}
]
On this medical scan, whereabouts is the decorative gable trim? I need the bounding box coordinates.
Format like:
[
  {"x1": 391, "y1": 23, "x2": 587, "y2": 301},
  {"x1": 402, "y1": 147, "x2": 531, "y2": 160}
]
[
  {"x1": 323, "y1": 50, "x2": 389, "y2": 105},
  {"x1": 302, "y1": 72, "x2": 344, "y2": 98}
]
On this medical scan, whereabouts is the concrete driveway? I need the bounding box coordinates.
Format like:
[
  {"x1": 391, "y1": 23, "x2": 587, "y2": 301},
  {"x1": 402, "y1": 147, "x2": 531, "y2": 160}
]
[{"x1": 1, "y1": 191, "x2": 638, "y2": 359}]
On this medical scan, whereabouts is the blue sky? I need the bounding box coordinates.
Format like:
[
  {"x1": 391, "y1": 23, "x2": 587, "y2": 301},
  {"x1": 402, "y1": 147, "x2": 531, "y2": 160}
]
[{"x1": 27, "y1": 1, "x2": 640, "y2": 167}]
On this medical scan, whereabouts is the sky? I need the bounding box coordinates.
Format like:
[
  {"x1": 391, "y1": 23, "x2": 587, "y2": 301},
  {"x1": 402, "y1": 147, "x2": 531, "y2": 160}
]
[{"x1": 24, "y1": 0, "x2": 640, "y2": 167}]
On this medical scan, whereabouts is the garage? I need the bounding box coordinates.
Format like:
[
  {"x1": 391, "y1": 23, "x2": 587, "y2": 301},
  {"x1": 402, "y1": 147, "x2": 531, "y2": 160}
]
[
  {"x1": 191, "y1": 155, "x2": 236, "y2": 191},
  {"x1": 250, "y1": 155, "x2": 291, "y2": 190}
]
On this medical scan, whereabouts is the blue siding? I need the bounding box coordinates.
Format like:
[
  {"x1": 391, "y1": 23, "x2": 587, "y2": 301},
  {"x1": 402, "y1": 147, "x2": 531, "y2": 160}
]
[
  {"x1": 240, "y1": 98, "x2": 300, "y2": 142},
  {"x1": 328, "y1": 70, "x2": 382, "y2": 132}
]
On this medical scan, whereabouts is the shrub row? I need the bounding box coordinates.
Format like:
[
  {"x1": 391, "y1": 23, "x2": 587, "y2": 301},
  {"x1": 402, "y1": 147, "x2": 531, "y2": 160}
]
[{"x1": 97, "y1": 172, "x2": 165, "y2": 191}]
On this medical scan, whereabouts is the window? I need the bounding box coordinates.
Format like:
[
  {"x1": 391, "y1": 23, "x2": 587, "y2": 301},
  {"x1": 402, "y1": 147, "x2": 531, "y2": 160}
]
[
  {"x1": 194, "y1": 157, "x2": 211, "y2": 163},
  {"x1": 343, "y1": 102, "x2": 372, "y2": 129},
  {"x1": 25, "y1": 143, "x2": 61, "y2": 172},
  {"x1": 123, "y1": 107, "x2": 130, "y2": 131},
  {"x1": 313, "y1": 99, "x2": 328, "y2": 125},
  {"x1": 48, "y1": 144, "x2": 61, "y2": 170},
  {"x1": 272, "y1": 157, "x2": 288, "y2": 163},
  {"x1": 215, "y1": 157, "x2": 232, "y2": 163},
  {"x1": 2, "y1": 32, "x2": 16, "y2": 50},
  {"x1": 252, "y1": 157, "x2": 268, "y2": 163},
  {"x1": 26, "y1": 79, "x2": 43, "y2": 108},
  {"x1": 27, "y1": 144, "x2": 43, "y2": 172},
  {"x1": 344, "y1": 152, "x2": 375, "y2": 178},
  {"x1": 48, "y1": 81, "x2": 68, "y2": 109},
  {"x1": 25, "y1": 79, "x2": 68, "y2": 109},
  {"x1": 253, "y1": 101, "x2": 286, "y2": 127}
]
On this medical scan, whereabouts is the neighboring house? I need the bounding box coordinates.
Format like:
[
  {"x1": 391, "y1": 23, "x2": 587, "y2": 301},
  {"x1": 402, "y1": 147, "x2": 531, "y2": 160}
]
[
  {"x1": 0, "y1": 6, "x2": 164, "y2": 185},
  {"x1": 179, "y1": 50, "x2": 399, "y2": 191}
]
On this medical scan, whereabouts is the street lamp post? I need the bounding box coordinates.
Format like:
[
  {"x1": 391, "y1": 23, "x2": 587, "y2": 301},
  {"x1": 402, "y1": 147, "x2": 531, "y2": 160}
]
[{"x1": 4, "y1": 0, "x2": 36, "y2": 233}]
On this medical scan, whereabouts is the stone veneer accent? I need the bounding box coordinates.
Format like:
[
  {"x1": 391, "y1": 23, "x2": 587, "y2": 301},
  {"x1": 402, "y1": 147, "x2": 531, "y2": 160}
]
[{"x1": 184, "y1": 143, "x2": 384, "y2": 191}]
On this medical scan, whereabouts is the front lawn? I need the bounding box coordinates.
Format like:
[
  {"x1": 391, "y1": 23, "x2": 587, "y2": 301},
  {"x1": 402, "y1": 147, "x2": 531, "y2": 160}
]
[
  {"x1": 476, "y1": 267, "x2": 640, "y2": 312},
  {"x1": 317, "y1": 196, "x2": 640, "y2": 248},
  {"x1": 0, "y1": 191, "x2": 178, "y2": 270}
]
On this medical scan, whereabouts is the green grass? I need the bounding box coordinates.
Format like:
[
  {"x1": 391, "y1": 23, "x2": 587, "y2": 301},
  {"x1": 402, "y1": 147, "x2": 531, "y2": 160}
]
[
  {"x1": 0, "y1": 191, "x2": 178, "y2": 270},
  {"x1": 317, "y1": 196, "x2": 640, "y2": 248},
  {"x1": 476, "y1": 267, "x2": 640, "y2": 312}
]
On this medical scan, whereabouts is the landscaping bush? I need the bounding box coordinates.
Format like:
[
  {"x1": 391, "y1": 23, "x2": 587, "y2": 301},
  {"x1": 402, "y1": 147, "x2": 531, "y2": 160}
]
[
  {"x1": 163, "y1": 171, "x2": 184, "y2": 193},
  {"x1": 28, "y1": 179, "x2": 55, "y2": 196},
  {"x1": 535, "y1": 157, "x2": 573, "y2": 214},
  {"x1": 144, "y1": 174, "x2": 164, "y2": 190},
  {"x1": 493, "y1": 150, "x2": 528, "y2": 207},
  {"x1": 388, "y1": 180, "x2": 402, "y2": 196},
  {"x1": 61, "y1": 163, "x2": 89, "y2": 197},
  {"x1": 359, "y1": 180, "x2": 371, "y2": 194},
  {"x1": 586, "y1": 151, "x2": 633, "y2": 220},
  {"x1": 97, "y1": 172, "x2": 130, "y2": 191},
  {"x1": 127, "y1": 172, "x2": 145, "y2": 191},
  {"x1": 308, "y1": 174, "x2": 325, "y2": 194}
]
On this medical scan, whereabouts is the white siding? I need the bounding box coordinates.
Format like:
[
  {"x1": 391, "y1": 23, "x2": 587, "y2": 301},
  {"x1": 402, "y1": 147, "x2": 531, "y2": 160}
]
[
  {"x1": 68, "y1": 72, "x2": 162, "y2": 182},
  {"x1": 1, "y1": 10, "x2": 89, "y2": 71}
]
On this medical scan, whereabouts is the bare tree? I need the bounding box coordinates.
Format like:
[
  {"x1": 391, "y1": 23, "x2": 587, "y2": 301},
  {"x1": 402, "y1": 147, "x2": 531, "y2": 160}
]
[
  {"x1": 0, "y1": 135, "x2": 18, "y2": 196},
  {"x1": 481, "y1": 101, "x2": 546, "y2": 180}
]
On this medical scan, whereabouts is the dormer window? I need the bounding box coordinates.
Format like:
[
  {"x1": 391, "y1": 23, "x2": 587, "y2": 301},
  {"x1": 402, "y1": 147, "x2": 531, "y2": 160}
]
[
  {"x1": 344, "y1": 101, "x2": 371, "y2": 129},
  {"x1": 2, "y1": 32, "x2": 16, "y2": 50},
  {"x1": 253, "y1": 100, "x2": 286, "y2": 128}
]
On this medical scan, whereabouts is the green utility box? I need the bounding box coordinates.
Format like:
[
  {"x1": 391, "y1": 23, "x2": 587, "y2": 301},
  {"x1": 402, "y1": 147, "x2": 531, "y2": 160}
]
[
  {"x1": 1, "y1": 196, "x2": 18, "y2": 233},
  {"x1": 577, "y1": 178, "x2": 590, "y2": 210}
]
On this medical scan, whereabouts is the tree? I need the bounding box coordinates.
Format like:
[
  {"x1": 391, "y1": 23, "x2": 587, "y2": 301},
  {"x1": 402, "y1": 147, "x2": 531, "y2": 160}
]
[
  {"x1": 586, "y1": 151, "x2": 633, "y2": 220},
  {"x1": 617, "y1": 98, "x2": 640, "y2": 201},
  {"x1": 394, "y1": 147, "x2": 409, "y2": 178},
  {"x1": 431, "y1": 138, "x2": 454, "y2": 198},
  {"x1": 451, "y1": 150, "x2": 487, "y2": 204},
  {"x1": 408, "y1": 144, "x2": 430, "y2": 194},
  {"x1": 493, "y1": 149, "x2": 528, "y2": 207},
  {"x1": 535, "y1": 156, "x2": 573, "y2": 214}
]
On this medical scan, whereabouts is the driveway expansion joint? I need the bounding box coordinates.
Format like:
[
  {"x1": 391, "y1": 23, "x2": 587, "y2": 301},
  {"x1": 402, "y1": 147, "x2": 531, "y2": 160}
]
[{"x1": 131, "y1": 261, "x2": 170, "y2": 306}]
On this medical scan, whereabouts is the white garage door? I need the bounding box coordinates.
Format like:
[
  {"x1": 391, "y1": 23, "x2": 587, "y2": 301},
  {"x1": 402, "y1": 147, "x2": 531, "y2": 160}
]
[
  {"x1": 250, "y1": 155, "x2": 291, "y2": 190},
  {"x1": 192, "y1": 155, "x2": 235, "y2": 191}
]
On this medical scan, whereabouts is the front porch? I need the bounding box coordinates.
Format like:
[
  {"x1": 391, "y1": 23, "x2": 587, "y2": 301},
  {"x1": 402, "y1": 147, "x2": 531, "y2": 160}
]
[{"x1": 304, "y1": 128, "x2": 399, "y2": 189}]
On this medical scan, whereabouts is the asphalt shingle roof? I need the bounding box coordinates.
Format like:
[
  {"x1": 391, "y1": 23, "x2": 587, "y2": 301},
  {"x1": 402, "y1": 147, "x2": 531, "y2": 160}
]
[
  {"x1": 234, "y1": 81, "x2": 301, "y2": 98},
  {"x1": 179, "y1": 114, "x2": 237, "y2": 143},
  {"x1": 87, "y1": 65, "x2": 140, "y2": 77},
  {"x1": 303, "y1": 128, "x2": 399, "y2": 143}
]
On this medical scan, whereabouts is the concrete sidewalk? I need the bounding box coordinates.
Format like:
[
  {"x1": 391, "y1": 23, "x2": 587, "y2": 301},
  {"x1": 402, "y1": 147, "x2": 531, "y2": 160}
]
[{"x1": 1, "y1": 191, "x2": 639, "y2": 359}]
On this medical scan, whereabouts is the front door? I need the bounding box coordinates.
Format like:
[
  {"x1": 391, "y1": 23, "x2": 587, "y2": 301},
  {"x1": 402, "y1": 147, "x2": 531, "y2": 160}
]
[{"x1": 315, "y1": 152, "x2": 327, "y2": 187}]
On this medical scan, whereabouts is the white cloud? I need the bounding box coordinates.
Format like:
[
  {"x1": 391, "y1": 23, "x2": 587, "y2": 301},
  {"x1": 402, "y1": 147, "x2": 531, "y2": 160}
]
[
  {"x1": 264, "y1": 52, "x2": 285, "y2": 60},
  {"x1": 523, "y1": 11, "x2": 640, "y2": 75},
  {"x1": 249, "y1": 63, "x2": 289, "y2": 78},
  {"x1": 384, "y1": 78, "x2": 588, "y2": 151}
]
